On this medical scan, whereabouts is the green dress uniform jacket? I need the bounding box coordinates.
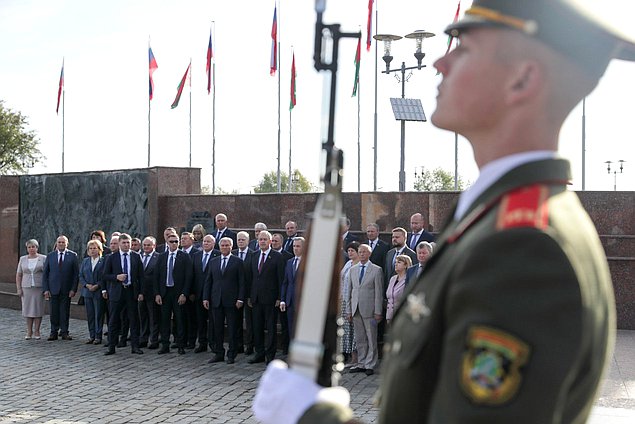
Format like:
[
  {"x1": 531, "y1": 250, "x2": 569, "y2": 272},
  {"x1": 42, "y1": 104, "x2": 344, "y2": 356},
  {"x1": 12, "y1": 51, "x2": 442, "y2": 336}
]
[{"x1": 300, "y1": 159, "x2": 615, "y2": 424}]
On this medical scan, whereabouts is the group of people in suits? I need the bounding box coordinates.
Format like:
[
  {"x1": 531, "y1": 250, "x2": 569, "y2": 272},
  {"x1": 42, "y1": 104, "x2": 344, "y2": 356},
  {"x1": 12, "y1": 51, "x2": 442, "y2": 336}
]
[
  {"x1": 21, "y1": 213, "x2": 434, "y2": 371},
  {"x1": 340, "y1": 215, "x2": 435, "y2": 376}
]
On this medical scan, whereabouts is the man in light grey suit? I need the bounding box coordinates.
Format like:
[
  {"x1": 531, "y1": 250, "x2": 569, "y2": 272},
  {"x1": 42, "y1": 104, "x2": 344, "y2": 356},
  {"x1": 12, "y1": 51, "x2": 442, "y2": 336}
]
[{"x1": 345, "y1": 244, "x2": 383, "y2": 376}]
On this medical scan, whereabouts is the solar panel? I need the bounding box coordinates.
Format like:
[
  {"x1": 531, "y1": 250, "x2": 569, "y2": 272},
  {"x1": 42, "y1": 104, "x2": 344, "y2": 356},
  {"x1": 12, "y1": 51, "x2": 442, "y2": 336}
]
[{"x1": 390, "y1": 98, "x2": 426, "y2": 122}]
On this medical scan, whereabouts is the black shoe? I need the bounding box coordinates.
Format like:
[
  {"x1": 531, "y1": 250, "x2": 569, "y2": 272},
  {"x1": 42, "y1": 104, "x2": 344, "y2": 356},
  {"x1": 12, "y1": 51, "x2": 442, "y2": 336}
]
[
  {"x1": 185, "y1": 344, "x2": 196, "y2": 350},
  {"x1": 248, "y1": 355, "x2": 265, "y2": 364},
  {"x1": 131, "y1": 348, "x2": 144, "y2": 354},
  {"x1": 158, "y1": 346, "x2": 170, "y2": 354},
  {"x1": 226, "y1": 357, "x2": 235, "y2": 364},
  {"x1": 148, "y1": 342, "x2": 159, "y2": 349},
  {"x1": 178, "y1": 348, "x2": 186, "y2": 355},
  {"x1": 47, "y1": 334, "x2": 58, "y2": 341},
  {"x1": 94, "y1": 339, "x2": 102, "y2": 345},
  {"x1": 365, "y1": 369, "x2": 374, "y2": 376},
  {"x1": 85, "y1": 339, "x2": 95, "y2": 345},
  {"x1": 245, "y1": 347, "x2": 254, "y2": 356},
  {"x1": 61, "y1": 334, "x2": 73, "y2": 341},
  {"x1": 116, "y1": 342, "x2": 127, "y2": 348},
  {"x1": 104, "y1": 349, "x2": 116, "y2": 356},
  {"x1": 138, "y1": 341, "x2": 148, "y2": 348},
  {"x1": 208, "y1": 355, "x2": 224, "y2": 364},
  {"x1": 171, "y1": 343, "x2": 178, "y2": 349},
  {"x1": 194, "y1": 345, "x2": 207, "y2": 353},
  {"x1": 349, "y1": 367, "x2": 366, "y2": 373}
]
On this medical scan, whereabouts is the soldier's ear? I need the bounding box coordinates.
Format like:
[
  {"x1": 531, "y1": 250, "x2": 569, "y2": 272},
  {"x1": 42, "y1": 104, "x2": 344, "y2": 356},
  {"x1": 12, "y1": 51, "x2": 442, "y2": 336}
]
[{"x1": 506, "y1": 60, "x2": 543, "y2": 105}]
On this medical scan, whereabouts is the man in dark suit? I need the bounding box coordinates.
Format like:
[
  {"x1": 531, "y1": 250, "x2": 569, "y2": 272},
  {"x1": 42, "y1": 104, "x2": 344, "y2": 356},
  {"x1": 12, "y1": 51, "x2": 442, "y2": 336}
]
[
  {"x1": 405, "y1": 241, "x2": 434, "y2": 288},
  {"x1": 102, "y1": 233, "x2": 144, "y2": 355},
  {"x1": 138, "y1": 236, "x2": 161, "y2": 349},
  {"x1": 181, "y1": 231, "x2": 202, "y2": 349},
  {"x1": 384, "y1": 227, "x2": 417, "y2": 286},
  {"x1": 407, "y1": 213, "x2": 435, "y2": 250},
  {"x1": 271, "y1": 232, "x2": 293, "y2": 354},
  {"x1": 282, "y1": 220, "x2": 299, "y2": 254},
  {"x1": 279, "y1": 237, "x2": 304, "y2": 338},
  {"x1": 43, "y1": 235, "x2": 80, "y2": 341},
  {"x1": 154, "y1": 232, "x2": 193, "y2": 355},
  {"x1": 203, "y1": 237, "x2": 245, "y2": 364},
  {"x1": 191, "y1": 234, "x2": 219, "y2": 353},
  {"x1": 247, "y1": 230, "x2": 285, "y2": 364},
  {"x1": 234, "y1": 231, "x2": 255, "y2": 355},
  {"x1": 212, "y1": 213, "x2": 237, "y2": 251},
  {"x1": 366, "y1": 223, "x2": 390, "y2": 271}
]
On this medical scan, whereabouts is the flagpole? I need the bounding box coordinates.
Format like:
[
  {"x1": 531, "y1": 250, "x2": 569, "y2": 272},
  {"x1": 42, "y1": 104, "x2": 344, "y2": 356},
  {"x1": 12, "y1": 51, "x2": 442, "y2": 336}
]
[
  {"x1": 358, "y1": 69, "x2": 361, "y2": 193},
  {"x1": 582, "y1": 97, "x2": 586, "y2": 190},
  {"x1": 288, "y1": 46, "x2": 293, "y2": 193},
  {"x1": 62, "y1": 78, "x2": 65, "y2": 174},
  {"x1": 373, "y1": 0, "x2": 378, "y2": 191},
  {"x1": 212, "y1": 22, "x2": 216, "y2": 194},
  {"x1": 147, "y1": 38, "x2": 151, "y2": 168},
  {"x1": 454, "y1": 132, "x2": 458, "y2": 190},
  {"x1": 189, "y1": 58, "x2": 192, "y2": 168},
  {"x1": 277, "y1": 1, "x2": 282, "y2": 193}
]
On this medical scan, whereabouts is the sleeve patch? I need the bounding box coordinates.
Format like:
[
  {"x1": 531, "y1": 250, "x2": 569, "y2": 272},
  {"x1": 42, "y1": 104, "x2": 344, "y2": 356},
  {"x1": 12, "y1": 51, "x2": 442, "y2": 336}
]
[
  {"x1": 460, "y1": 325, "x2": 531, "y2": 406},
  {"x1": 496, "y1": 184, "x2": 549, "y2": 230}
]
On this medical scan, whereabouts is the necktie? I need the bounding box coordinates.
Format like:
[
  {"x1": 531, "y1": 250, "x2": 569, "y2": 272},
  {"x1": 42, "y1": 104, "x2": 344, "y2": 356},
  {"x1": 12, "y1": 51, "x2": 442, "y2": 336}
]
[
  {"x1": 58, "y1": 252, "x2": 63, "y2": 269},
  {"x1": 239, "y1": 251, "x2": 244, "y2": 261},
  {"x1": 143, "y1": 254, "x2": 150, "y2": 269},
  {"x1": 359, "y1": 264, "x2": 366, "y2": 282},
  {"x1": 258, "y1": 252, "x2": 265, "y2": 273},
  {"x1": 292, "y1": 257, "x2": 298, "y2": 276},
  {"x1": 167, "y1": 253, "x2": 175, "y2": 287},
  {"x1": 416, "y1": 264, "x2": 423, "y2": 279},
  {"x1": 122, "y1": 253, "x2": 128, "y2": 285},
  {"x1": 369, "y1": 240, "x2": 374, "y2": 250},
  {"x1": 221, "y1": 257, "x2": 227, "y2": 273},
  {"x1": 410, "y1": 234, "x2": 418, "y2": 250},
  {"x1": 393, "y1": 250, "x2": 401, "y2": 267},
  {"x1": 203, "y1": 253, "x2": 209, "y2": 271}
]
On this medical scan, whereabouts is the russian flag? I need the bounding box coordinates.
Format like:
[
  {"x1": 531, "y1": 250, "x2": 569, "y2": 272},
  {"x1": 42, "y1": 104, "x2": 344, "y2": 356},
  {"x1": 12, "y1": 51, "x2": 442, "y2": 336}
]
[
  {"x1": 56, "y1": 60, "x2": 64, "y2": 114},
  {"x1": 270, "y1": 5, "x2": 277, "y2": 76},
  {"x1": 149, "y1": 47, "x2": 158, "y2": 100},
  {"x1": 206, "y1": 31, "x2": 213, "y2": 94}
]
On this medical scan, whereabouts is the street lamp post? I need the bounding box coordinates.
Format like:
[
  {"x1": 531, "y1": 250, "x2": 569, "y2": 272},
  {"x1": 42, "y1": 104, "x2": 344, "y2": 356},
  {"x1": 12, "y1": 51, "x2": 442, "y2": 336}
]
[
  {"x1": 374, "y1": 30, "x2": 435, "y2": 191},
  {"x1": 605, "y1": 160, "x2": 626, "y2": 191}
]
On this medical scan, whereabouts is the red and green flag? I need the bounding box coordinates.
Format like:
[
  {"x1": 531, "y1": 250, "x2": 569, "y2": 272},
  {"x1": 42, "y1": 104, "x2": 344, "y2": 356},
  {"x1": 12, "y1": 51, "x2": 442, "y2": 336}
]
[
  {"x1": 445, "y1": 2, "x2": 461, "y2": 55},
  {"x1": 289, "y1": 52, "x2": 296, "y2": 110},
  {"x1": 56, "y1": 60, "x2": 64, "y2": 114},
  {"x1": 352, "y1": 38, "x2": 361, "y2": 97},
  {"x1": 171, "y1": 62, "x2": 191, "y2": 109}
]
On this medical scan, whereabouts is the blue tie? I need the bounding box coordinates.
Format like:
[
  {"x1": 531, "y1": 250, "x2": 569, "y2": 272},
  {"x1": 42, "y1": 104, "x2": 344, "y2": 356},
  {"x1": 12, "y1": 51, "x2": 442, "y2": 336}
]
[
  {"x1": 359, "y1": 264, "x2": 366, "y2": 282},
  {"x1": 221, "y1": 257, "x2": 227, "y2": 273},
  {"x1": 167, "y1": 253, "x2": 175, "y2": 287}
]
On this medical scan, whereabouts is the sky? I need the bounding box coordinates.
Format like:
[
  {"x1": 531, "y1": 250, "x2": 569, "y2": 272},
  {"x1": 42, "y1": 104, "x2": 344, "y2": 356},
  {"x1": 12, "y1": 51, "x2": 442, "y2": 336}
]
[{"x1": 0, "y1": 0, "x2": 633, "y2": 193}]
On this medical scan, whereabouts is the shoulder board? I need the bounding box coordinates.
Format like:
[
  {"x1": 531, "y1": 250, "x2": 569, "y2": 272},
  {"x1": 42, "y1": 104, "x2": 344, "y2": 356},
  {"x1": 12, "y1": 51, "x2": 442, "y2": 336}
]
[{"x1": 496, "y1": 184, "x2": 549, "y2": 231}]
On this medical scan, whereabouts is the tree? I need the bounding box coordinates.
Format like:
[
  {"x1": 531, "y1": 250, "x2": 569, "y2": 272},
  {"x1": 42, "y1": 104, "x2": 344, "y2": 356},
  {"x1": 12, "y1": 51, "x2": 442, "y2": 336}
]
[
  {"x1": 254, "y1": 169, "x2": 316, "y2": 193},
  {"x1": 0, "y1": 101, "x2": 43, "y2": 174},
  {"x1": 414, "y1": 167, "x2": 467, "y2": 191}
]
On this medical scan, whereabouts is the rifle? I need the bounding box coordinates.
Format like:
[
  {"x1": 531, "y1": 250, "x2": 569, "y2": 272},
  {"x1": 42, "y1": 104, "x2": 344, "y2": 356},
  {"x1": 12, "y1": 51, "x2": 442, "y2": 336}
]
[{"x1": 288, "y1": 1, "x2": 360, "y2": 387}]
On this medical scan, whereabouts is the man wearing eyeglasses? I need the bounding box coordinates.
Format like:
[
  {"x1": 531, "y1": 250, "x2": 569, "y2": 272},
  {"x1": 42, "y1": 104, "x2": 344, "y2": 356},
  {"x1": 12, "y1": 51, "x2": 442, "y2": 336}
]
[{"x1": 154, "y1": 233, "x2": 193, "y2": 355}]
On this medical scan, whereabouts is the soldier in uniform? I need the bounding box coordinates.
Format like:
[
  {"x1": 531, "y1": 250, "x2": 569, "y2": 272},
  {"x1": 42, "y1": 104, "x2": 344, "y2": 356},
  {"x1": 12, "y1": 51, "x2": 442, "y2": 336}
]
[{"x1": 253, "y1": 1, "x2": 634, "y2": 423}]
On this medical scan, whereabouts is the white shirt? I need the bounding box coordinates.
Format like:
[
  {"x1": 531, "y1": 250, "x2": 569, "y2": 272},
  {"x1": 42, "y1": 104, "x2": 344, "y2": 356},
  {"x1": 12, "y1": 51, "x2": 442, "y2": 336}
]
[
  {"x1": 454, "y1": 151, "x2": 557, "y2": 220},
  {"x1": 120, "y1": 251, "x2": 131, "y2": 285}
]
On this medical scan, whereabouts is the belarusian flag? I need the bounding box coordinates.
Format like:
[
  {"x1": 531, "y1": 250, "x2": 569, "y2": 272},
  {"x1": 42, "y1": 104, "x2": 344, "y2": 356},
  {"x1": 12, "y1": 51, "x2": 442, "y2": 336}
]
[
  {"x1": 352, "y1": 38, "x2": 361, "y2": 97},
  {"x1": 290, "y1": 52, "x2": 296, "y2": 110},
  {"x1": 171, "y1": 62, "x2": 191, "y2": 109},
  {"x1": 366, "y1": 0, "x2": 374, "y2": 51}
]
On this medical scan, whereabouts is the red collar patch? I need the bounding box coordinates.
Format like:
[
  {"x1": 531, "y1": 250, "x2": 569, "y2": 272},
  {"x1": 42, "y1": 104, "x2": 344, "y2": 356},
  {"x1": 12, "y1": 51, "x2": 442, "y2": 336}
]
[{"x1": 496, "y1": 184, "x2": 549, "y2": 231}]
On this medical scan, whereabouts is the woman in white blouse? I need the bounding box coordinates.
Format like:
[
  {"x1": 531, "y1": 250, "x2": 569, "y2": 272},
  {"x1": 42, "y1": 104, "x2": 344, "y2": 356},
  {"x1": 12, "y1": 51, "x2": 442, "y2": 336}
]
[{"x1": 15, "y1": 239, "x2": 47, "y2": 339}]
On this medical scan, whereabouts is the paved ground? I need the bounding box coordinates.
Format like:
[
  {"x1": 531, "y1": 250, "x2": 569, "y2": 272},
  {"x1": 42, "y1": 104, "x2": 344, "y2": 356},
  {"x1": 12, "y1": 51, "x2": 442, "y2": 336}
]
[{"x1": 0, "y1": 307, "x2": 633, "y2": 423}]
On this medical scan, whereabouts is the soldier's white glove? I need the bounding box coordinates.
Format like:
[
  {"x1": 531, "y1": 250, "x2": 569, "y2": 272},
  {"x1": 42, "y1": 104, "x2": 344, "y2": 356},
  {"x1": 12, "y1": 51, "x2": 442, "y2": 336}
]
[{"x1": 253, "y1": 359, "x2": 350, "y2": 424}]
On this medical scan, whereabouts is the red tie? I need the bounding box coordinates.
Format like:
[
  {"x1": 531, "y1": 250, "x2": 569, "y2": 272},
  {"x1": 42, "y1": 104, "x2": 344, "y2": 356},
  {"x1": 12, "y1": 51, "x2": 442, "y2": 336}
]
[{"x1": 258, "y1": 252, "x2": 265, "y2": 273}]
